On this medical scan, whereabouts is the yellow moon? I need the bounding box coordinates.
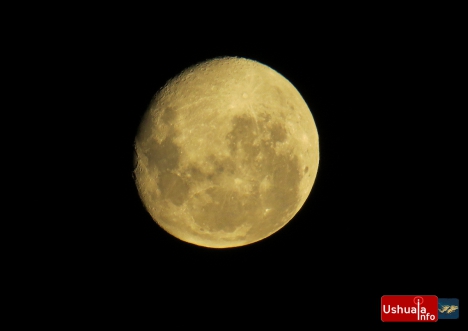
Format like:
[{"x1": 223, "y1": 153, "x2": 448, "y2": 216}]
[{"x1": 134, "y1": 57, "x2": 319, "y2": 248}]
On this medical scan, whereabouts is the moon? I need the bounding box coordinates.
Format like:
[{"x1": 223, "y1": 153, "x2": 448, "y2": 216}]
[{"x1": 133, "y1": 57, "x2": 319, "y2": 248}]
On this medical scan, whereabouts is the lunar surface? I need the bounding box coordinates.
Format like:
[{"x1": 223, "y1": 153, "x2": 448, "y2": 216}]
[{"x1": 133, "y1": 57, "x2": 319, "y2": 248}]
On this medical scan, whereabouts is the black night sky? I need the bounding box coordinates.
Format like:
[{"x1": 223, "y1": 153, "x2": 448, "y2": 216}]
[{"x1": 65, "y1": 9, "x2": 463, "y2": 327}]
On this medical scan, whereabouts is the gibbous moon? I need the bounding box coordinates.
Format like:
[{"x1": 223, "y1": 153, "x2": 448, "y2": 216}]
[{"x1": 134, "y1": 57, "x2": 319, "y2": 248}]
